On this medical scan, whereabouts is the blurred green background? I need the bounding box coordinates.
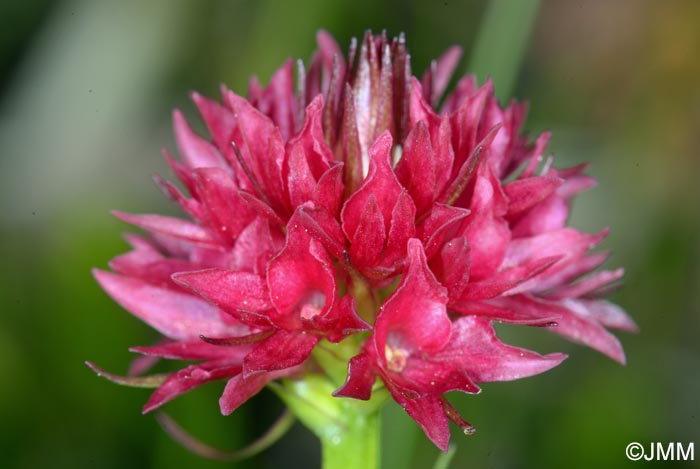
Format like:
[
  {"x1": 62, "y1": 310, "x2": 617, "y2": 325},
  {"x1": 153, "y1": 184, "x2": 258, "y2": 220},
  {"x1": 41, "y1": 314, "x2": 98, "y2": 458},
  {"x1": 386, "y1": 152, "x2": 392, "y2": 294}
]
[{"x1": 1, "y1": 0, "x2": 698, "y2": 468}]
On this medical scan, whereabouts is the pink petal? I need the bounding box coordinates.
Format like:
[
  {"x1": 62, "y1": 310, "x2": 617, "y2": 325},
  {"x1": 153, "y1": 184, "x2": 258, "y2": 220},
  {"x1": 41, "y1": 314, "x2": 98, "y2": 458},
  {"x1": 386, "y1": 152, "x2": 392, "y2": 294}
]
[
  {"x1": 285, "y1": 142, "x2": 319, "y2": 208},
  {"x1": 144, "y1": 362, "x2": 241, "y2": 413},
  {"x1": 243, "y1": 329, "x2": 318, "y2": 375},
  {"x1": 518, "y1": 131, "x2": 551, "y2": 179},
  {"x1": 383, "y1": 190, "x2": 417, "y2": 267},
  {"x1": 306, "y1": 30, "x2": 345, "y2": 101},
  {"x1": 490, "y1": 295, "x2": 626, "y2": 364},
  {"x1": 131, "y1": 340, "x2": 246, "y2": 361},
  {"x1": 285, "y1": 97, "x2": 334, "y2": 208},
  {"x1": 558, "y1": 171, "x2": 597, "y2": 199},
  {"x1": 309, "y1": 295, "x2": 371, "y2": 343},
  {"x1": 561, "y1": 298, "x2": 638, "y2": 332},
  {"x1": 397, "y1": 356, "x2": 480, "y2": 396},
  {"x1": 450, "y1": 300, "x2": 560, "y2": 326},
  {"x1": 163, "y1": 149, "x2": 196, "y2": 195},
  {"x1": 173, "y1": 110, "x2": 227, "y2": 170},
  {"x1": 334, "y1": 352, "x2": 376, "y2": 400},
  {"x1": 429, "y1": 235, "x2": 471, "y2": 300},
  {"x1": 313, "y1": 164, "x2": 345, "y2": 218},
  {"x1": 374, "y1": 239, "x2": 450, "y2": 360},
  {"x1": 432, "y1": 116, "x2": 456, "y2": 198},
  {"x1": 504, "y1": 228, "x2": 607, "y2": 271},
  {"x1": 236, "y1": 190, "x2": 285, "y2": 227},
  {"x1": 219, "y1": 367, "x2": 299, "y2": 415},
  {"x1": 395, "y1": 120, "x2": 436, "y2": 215},
  {"x1": 110, "y1": 255, "x2": 199, "y2": 291},
  {"x1": 439, "y1": 123, "x2": 500, "y2": 207},
  {"x1": 531, "y1": 252, "x2": 609, "y2": 292},
  {"x1": 408, "y1": 76, "x2": 441, "y2": 131},
  {"x1": 505, "y1": 176, "x2": 563, "y2": 216},
  {"x1": 112, "y1": 211, "x2": 219, "y2": 247},
  {"x1": 267, "y1": 215, "x2": 337, "y2": 329},
  {"x1": 192, "y1": 168, "x2": 257, "y2": 242},
  {"x1": 387, "y1": 385, "x2": 451, "y2": 452},
  {"x1": 256, "y1": 59, "x2": 296, "y2": 140},
  {"x1": 546, "y1": 269, "x2": 624, "y2": 300},
  {"x1": 292, "y1": 95, "x2": 335, "y2": 166},
  {"x1": 417, "y1": 203, "x2": 470, "y2": 260},
  {"x1": 440, "y1": 74, "x2": 477, "y2": 115},
  {"x1": 295, "y1": 203, "x2": 346, "y2": 259},
  {"x1": 349, "y1": 194, "x2": 386, "y2": 268},
  {"x1": 422, "y1": 46, "x2": 462, "y2": 107},
  {"x1": 444, "y1": 316, "x2": 567, "y2": 382},
  {"x1": 225, "y1": 90, "x2": 288, "y2": 211},
  {"x1": 341, "y1": 131, "x2": 402, "y2": 239},
  {"x1": 152, "y1": 174, "x2": 203, "y2": 221},
  {"x1": 127, "y1": 353, "x2": 161, "y2": 377},
  {"x1": 462, "y1": 162, "x2": 511, "y2": 280},
  {"x1": 449, "y1": 79, "x2": 492, "y2": 172},
  {"x1": 340, "y1": 84, "x2": 364, "y2": 192},
  {"x1": 459, "y1": 256, "x2": 561, "y2": 301},
  {"x1": 511, "y1": 193, "x2": 567, "y2": 238},
  {"x1": 172, "y1": 268, "x2": 272, "y2": 317},
  {"x1": 191, "y1": 92, "x2": 236, "y2": 152},
  {"x1": 229, "y1": 217, "x2": 283, "y2": 275},
  {"x1": 94, "y1": 269, "x2": 237, "y2": 340}
]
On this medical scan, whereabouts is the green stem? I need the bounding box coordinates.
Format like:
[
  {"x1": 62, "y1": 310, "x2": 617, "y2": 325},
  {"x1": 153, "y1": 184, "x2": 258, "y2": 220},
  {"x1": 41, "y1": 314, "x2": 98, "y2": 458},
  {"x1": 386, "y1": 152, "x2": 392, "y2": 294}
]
[
  {"x1": 270, "y1": 375, "x2": 387, "y2": 469},
  {"x1": 321, "y1": 408, "x2": 380, "y2": 469}
]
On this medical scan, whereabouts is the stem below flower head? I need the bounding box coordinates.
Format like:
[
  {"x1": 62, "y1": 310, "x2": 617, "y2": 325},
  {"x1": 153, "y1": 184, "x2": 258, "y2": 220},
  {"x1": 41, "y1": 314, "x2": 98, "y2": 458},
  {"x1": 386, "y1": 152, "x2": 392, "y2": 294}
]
[
  {"x1": 270, "y1": 375, "x2": 387, "y2": 469},
  {"x1": 320, "y1": 407, "x2": 380, "y2": 469}
]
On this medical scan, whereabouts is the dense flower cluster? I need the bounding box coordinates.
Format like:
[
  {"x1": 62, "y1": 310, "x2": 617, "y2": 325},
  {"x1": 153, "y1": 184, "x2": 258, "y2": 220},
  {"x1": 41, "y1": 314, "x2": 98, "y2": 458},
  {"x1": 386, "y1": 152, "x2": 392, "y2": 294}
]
[{"x1": 92, "y1": 31, "x2": 635, "y2": 450}]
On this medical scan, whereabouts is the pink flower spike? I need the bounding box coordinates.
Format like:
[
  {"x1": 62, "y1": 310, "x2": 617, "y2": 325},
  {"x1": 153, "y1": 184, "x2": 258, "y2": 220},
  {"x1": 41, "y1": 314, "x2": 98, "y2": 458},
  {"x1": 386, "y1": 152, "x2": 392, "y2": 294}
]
[{"x1": 90, "y1": 31, "x2": 634, "y2": 453}]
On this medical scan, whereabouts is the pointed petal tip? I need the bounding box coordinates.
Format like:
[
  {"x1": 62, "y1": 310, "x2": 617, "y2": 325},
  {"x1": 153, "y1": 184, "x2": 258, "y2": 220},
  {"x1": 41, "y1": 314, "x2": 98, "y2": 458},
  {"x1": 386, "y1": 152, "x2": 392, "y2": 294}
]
[
  {"x1": 435, "y1": 439, "x2": 450, "y2": 453},
  {"x1": 172, "y1": 109, "x2": 185, "y2": 126},
  {"x1": 448, "y1": 44, "x2": 463, "y2": 55},
  {"x1": 371, "y1": 130, "x2": 394, "y2": 153},
  {"x1": 608, "y1": 343, "x2": 627, "y2": 365},
  {"x1": 622, "y1": 314, "x2": 639, "y2": 334},
  {"x1": 316, "y1": 29, "x2": 333, "y2": 42},
  {"x1": 218, "y1": 401, "x2": 234, "y2": 416},
  {"x1": 92, "y1": 268, "x2": 116, "y2": 288},
  {"x1": 406, "y1": 237, "x2": 423, "y2": 257},
  {"x1": 142, "y1": 401, "x2": 159, "y2": 414},
  {"x1": 111, "y1": 210, "x2": 138, "y2": 226},
  {"x1": 169, "y1": 269, "x2": 194, "y2": 286},
  {"x1": 545, "y1": 352, "x2": 569, "y2": 366}
]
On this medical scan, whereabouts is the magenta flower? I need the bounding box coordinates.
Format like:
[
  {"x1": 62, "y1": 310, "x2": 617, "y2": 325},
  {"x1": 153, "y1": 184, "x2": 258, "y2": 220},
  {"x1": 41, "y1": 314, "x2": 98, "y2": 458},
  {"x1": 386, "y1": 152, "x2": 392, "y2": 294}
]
[{"x1": 90, "y1": 31, "x2": 636, "y2": 453}]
